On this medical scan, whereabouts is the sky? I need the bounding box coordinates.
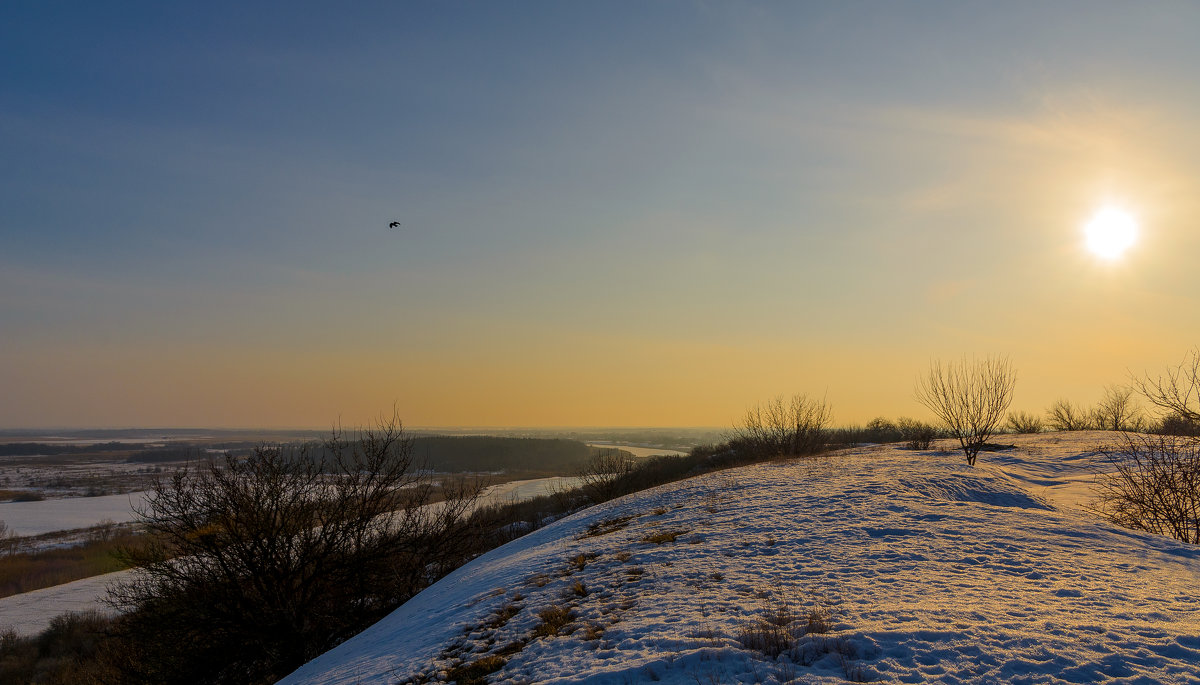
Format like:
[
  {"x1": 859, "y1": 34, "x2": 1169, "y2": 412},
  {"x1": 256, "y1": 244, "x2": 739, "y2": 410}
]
[{"x1": 3, "y1": 1, "x2": 1200, "y2": 429}]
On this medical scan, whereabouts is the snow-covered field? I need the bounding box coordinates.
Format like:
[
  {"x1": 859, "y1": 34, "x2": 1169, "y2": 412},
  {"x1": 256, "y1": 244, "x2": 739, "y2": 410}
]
[
  {"x1": 0, "y1": 571, "x2": 125, "y2": 635},
  {"x1": 280, "y1": 432, "x2": 1200, "y2": 684},
  {"x1": 0, "y1": 491, "x2": 149, "y2": 536}
]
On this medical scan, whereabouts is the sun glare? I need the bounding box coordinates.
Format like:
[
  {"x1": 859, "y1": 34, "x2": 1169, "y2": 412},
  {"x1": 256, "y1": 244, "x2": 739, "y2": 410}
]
[{"x1": 1083, "y1": 207, "x2": 1138, "y2": 260}]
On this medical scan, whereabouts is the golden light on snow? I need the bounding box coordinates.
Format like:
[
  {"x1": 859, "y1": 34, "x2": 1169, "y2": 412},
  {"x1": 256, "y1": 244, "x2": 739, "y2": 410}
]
[{"x1": 1084, "y1": 206, "x2": 1138, "y2": 260}]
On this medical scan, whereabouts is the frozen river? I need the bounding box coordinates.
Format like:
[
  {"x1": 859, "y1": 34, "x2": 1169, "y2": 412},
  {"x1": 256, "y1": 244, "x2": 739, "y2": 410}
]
[
  {"x1": 0, "y1": 492, "x2": 150, "y2": 536},
  {"x1": 0, "y1": 476, "x2": 583, "y2": 538},
  {"x1": 584, "y1": 443, "x2": 688, "y2": 458}
]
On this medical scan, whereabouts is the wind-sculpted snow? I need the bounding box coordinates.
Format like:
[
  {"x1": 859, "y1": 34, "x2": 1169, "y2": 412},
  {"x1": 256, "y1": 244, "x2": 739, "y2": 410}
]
[{"x1": 279, "y1": 436, "x2": 1200, "y2": 684}]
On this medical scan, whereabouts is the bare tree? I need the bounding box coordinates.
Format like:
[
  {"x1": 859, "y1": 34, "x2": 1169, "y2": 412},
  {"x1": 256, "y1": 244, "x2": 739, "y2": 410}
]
[
  {"x1": 915, "y1": 355, "x2": 1016, "y2": 466},
  {"x1": 1045, "y1": 399, "x2": 1092, "y2": 431},
  {"x1": 108, "y1": 414, "x2": 483, "y2": 684},
  {"x1": 578, "y1": 449, "x2": 635, "y2": 502},
  {"x1": 734, "y1": 394, "x2": 831, "y2": 458},
  {"x1": 0, "y1": 520, "x2": 18, "y2": 554},
  {"x1": 1094, "y1": 384, "x2": 1142, "y2": 432},
  {"x1": 1132, "y1": 348, "x2": 1200, "y2": 427},
  {"x1": 1090, "y1": 433, "x2": 1200, "y2": 544}
]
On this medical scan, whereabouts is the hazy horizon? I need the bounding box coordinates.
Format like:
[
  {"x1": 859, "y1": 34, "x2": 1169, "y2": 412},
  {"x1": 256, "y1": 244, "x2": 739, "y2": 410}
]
[{"x1": 4, "y1": 2, "x2": 1199, "y2": 429}]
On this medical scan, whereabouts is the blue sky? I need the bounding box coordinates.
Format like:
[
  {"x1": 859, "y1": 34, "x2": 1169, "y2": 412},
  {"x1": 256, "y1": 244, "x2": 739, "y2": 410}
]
[{"x1": 3, "y1": 2, "x2": 1200, "y2": 427}]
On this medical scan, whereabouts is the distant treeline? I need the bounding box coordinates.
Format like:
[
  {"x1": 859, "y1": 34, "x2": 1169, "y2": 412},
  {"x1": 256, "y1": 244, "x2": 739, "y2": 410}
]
[
  {"x1": 124, "y1": 436, "x2": 603, "y2": 473},
  {"x1": 0, "y1": 442, "x2": 143, "y2": 457},
  {"x1": 410, "y1": 436, "x2": 597, "y2": 473}
]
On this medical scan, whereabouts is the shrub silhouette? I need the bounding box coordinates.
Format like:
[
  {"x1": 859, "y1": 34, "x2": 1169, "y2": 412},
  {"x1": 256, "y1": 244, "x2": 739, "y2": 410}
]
[
  {"x1": 733, "y1": 394, "x2": 831, "y2": 459},
  {"x1": 1091, "y1": 433, "x2": 1200, "y2": 544},
  {"x1": 1045, "y1": 399, "x2": 1092, "y2": 431},
  {"x1": 108, "y1": 414, "x2": 483, "y2": 684},
  {"x1": 1006, "y1": 410, "x2": 1044, "y2": 434}
]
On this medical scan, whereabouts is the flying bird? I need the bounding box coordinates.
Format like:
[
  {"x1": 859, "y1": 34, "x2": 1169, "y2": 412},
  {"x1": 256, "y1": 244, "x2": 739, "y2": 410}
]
[{"x1": 389, "y1": 221, "x2": 401, "y2": 229}]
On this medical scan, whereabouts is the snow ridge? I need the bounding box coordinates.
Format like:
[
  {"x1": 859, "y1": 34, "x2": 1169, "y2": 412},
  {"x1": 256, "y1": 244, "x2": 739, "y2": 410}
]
[{"x1": 280, "y1": 436, "x2": 1200, "y2": 684}]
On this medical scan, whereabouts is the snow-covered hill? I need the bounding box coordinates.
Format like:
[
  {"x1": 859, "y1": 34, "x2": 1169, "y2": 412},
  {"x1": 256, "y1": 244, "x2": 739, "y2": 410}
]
[{"x1": 279, "y1": 433, "x2": 1200, "y2": 684}]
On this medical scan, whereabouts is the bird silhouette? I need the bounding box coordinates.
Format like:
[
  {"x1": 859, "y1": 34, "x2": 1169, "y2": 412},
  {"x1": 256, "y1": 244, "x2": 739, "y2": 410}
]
[{"x1": 389, "y1": 221, "x2": 401, "y2": 229}]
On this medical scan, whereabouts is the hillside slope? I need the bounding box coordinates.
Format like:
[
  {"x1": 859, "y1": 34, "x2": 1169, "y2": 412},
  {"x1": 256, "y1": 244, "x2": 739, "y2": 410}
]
[{"x1": 280, "y1": 433, "x2": 1200, "y2": 684}]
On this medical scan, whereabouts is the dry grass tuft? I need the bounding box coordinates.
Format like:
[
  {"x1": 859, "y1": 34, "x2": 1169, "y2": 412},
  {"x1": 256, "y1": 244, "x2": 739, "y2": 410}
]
[
  {"x1": 580, "y1": 515, "x2": 637, "y2": 539},
  {"x1": 567, "y1": 552, "x2": 598, "y2": 571},
  {"x1": 532, "y1": 605, "x2": 575, "y2": 638},
  {"x1": 582, "y1": 623, "x2": 605, "y2": 641},
  {"x1": 445, "y1": 654, "x2": 507, "y2": 685},
  {"x1": 484, "y1": 603, "x2": 522, "y2": 629},
  {"x1": 639, "y1": 529, "x2": 688, "y2": 544}
]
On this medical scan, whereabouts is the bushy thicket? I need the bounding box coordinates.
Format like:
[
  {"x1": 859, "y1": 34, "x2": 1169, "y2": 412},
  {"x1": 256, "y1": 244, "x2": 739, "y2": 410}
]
[
  {"x1": 1005, "y1": 410, "x2": 1044, "y2": 434},
  {"x1": 0, "y1": 611, "x2": 121, "y2": 684},
  {"x1": 730, "y1": 394, "x2": 831, "y2": 459},
  {"x1": 1042, "y1": 386, "x2": 1146, "y2": 433},
  {"x1": 105, "y1": 417, "x2": 487, "y2": 685},
  {"x1": 826, "y1": 417, "x2": 943, "y2": 449}
]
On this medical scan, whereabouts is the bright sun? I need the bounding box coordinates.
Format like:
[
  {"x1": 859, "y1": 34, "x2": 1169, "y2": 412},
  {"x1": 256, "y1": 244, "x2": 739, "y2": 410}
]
[{"x1": 1084, "y1": 207, "x2": 1138, "y2": 259}]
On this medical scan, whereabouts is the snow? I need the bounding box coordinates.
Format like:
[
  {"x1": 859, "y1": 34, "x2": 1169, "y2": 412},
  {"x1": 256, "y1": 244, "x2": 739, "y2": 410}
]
[
  {"x1": 0, "y1": 491, "x2": 149, "y2": 536},
  {"x1": 0, "y1": 571, "x2": 125, "y2": 635},
  {"x1": 279, "y1": 432, "x2": 1200, "y2": 684}
]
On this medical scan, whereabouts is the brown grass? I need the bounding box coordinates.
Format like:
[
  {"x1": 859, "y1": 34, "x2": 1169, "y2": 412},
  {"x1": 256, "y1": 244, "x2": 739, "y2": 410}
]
[
  {"x1": 445, "y1": 654, "x2": 507, "y2": 685},
  {"x1": 580, "y1": 514, "x2": 637, "y2": 539},
  {"x1": 639, "y1": 529, "x2": 688, "y2": 544},
  {"x1": 0, "y1": 531, "x2": 143, "y2": 599},
  {"x1": 484, "y1": 603, "x2": 522, "y2": 629},
  {"x1": 532, "y1": 605, "x2": 575, "y2": 638},
  {"x1": 0, "y1": 490, "x2": 46, "y2": 502},
  {"x1": 567, "y1": 552, "x2": 598, "y2": 572}
]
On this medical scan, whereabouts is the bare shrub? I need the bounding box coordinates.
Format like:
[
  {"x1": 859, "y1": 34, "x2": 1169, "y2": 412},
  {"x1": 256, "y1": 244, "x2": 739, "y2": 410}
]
[
  {"x1": 108, "y1": 413, "x2": 484, "y2": 684},
  {"x1": 896, "y1": 417, "x2": 938, "y2": 450},
  {"x1": 0, "y1": 521, "x2": 17, "y2": 555},
  {"x1": 1005, "y1": 410, "x2": 1044, "y2": 434},
  {"x1": 1158, "y1": 412, "x2": 1200, "y2": 437},
  {"x1": 1094, "y1": 385, "x2": 1143, "y2": 432},
  {"x1": 1132, "y1": 348, "x2": 1200, "y2": 426},
  {"x1": 733, "y1": 394, "x2": 831, "y2": 459},
  {"x1": 578, "y1": 449, "x2": 634, "y2": 502},
  {"x1": 915, "y1": 355, "x2": 1017, "y2": 466},
  {"x1": 1045, "y1": 399, "x2": 1092, "y2": 431},
  {"x1": 1090, "y1": 433, "x2": 1200, "y2": 544},
  {"x1": 862, "y1": 417, "x2": 900, "y2": 443}
]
